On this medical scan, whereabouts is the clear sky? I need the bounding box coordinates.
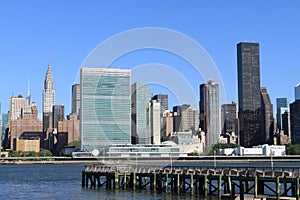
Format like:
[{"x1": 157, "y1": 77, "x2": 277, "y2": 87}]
[{"x1": 0, "y1": 1, "x2": 299, "y2": 116}]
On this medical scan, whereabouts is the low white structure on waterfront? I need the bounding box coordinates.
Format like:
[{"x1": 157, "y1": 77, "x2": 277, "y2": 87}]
[
  {"x1": 219, "y1": 144, "x2": 286, "y2": 156},
  {"x1": 107, "y1": 144, "x2": 182, "y2": 157}
]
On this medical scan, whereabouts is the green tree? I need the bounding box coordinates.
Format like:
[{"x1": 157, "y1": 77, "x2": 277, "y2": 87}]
[
  {"x1": 8, "y1": 150, "x2": 21, "y2": 157},
  {"x1": 68, "y1": 140, "x2": 80, "y2": 148},
  {"x1": 286, "y1": 144, "x2": 300, "y2": 155},
  {"x1": 38, "y1": 149, "x2": 53, "y2": 157}
]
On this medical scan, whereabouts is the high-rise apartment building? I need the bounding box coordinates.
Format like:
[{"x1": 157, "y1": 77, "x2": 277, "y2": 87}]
[
  {"x1": 80, "y1": 68, "x2": 131, "y2": 154},
  {"x1": 149, "y1": 100, "x2": 161, "y2": 145},
  {"x1": 1, "y1": 113, "x2": 8, "y2": 147},
  {"x1": 9, "y1": 95, "x2": 31, "y2": 121},
  {"x1": 295, "y1": 83, "x2": 300, "y2": 101},
  {"x1": 162, "y1": 110, "x2": 173, "y2": 140},
  {"x1": 72, "y1": 84, "x2": 80, "y2": 118},
  {"x1": 131, "y1": 82, "x2": 152, "y2": 144},
  {"x1": 221, "y1": 101, "x2": 237, "y2": 135},
  {"x1": 199, "y1": 80, "x2": 220, "y2": 147},
  {"x1": 152, "y1": 94, "x2": 168, "y2": 114},
  {"x1": 260, "y1": 87, "x2": 275, "y2": 143},
  {"x1": 276, "y1": 98, "x2": 289, "y2": 131},
  {"x1": 173, "y1": 104, "x2": 199, "y2": 135},
  {"x1": 52, "y1": 105, "x2": 65, "y2": 129},
  {"x1": 290, "y1": 100, "x2": 300, "y2": 144},
  {"x1": 237, "y1": 42, "x2": 263, "y2": 147},
  {"x1": 282, "y1": 111, "x2": 291, "y2": 137}
]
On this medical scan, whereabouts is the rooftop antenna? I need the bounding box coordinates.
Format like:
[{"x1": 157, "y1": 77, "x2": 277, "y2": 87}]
[
  {"x1": 28, "y1": 78, "x2": 30, "y2": 97},
  {"x1": 27, "y1": 78, "x2": 31, "y2": 104}
]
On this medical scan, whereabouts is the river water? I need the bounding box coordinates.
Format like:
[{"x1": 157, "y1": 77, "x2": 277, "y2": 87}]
[
  {"x1": 0, "y1": 161, "x2": 299, "y2": 200},
  {"x1": 0, "y1": 163, "x2": 212, "y2": 200}
]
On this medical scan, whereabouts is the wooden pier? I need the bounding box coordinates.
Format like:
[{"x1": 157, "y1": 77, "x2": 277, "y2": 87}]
[{"x1": 82, "y1": 164, "x2": 300, "y2": 199}]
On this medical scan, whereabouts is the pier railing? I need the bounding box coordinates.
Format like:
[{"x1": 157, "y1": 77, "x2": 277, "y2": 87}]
[{"x1": 84, "y1": 164, "x2": 300, "y2": 178}]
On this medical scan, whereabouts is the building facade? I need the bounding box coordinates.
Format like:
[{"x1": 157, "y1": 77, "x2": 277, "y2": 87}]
[
  {"x1": 221, "y1": 101, "x2": 237, "y2": 135},
  {"x1": 295, "y1": 83, "x2": 300, "y2": 101},
  {"x1": 162, "y1": 110, "x2": 173, "y2": 140},
  {"x1": 131, "y1": 82, "x2": 152, "y2": 145},
  {"x1": 43, "y1": 63, "x2": 55, "y2": 114},
  {"x1": 80, "y1": 68, "x2": 131, "y2": 154},
  {"x1": 52, "y1": 105, "x2": 65, "y2": 129},
  {"x1": 173, "y1": 104, "x2": 199, "y2": 135},
  {"x1": 9, "y1": 95, "x2": 31, "y2": 121},
  {"x1": 9, "y1": 102, "x2": 43, "y2": 150},
  {"x1": 199, "y1": 80, "x2": 220, "y2": 147},
  {"x1": 290, "y1": 100, "x2": 300, "y2": 144},
  {"x1": 282, "y1": 111, "x2": 291, "y2": 137},
  {"x1": 276, "y1": 98, "x2": 289, "y2": 131},
  {"x1": 72, "y1": 84, "x2": 80, "y2": 118},
  {"x1": 43, "y1": 63, "x2": 55, "y2": 138},
  {"x1": 149, "y1": 100, "x2": 161, "y2": 145},
  {"x1": 237, "y1": 42, "x2": 263, "y2": 147},
  {"x1": 260, "y1": 87, "x2": 275, "y2": 144},
  {"x1": 152, "y1": 94, "x2": 168, "y2": 115}
]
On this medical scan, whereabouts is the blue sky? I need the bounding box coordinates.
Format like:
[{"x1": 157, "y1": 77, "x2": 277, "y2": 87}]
[{"x1": 0, "y1": 1, "x2": 299, "y2": 116}]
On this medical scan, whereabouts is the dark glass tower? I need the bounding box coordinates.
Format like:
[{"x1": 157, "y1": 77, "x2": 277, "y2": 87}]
[
  {"x1": 260, "y1": 87, "x2": 274, "y2": 144},
  {"x1": 237, "y1": 42, "x2": 263, "y2": 147},
  {"x1": 152, "y1": 94, "x2": 168, "y2": 114}
]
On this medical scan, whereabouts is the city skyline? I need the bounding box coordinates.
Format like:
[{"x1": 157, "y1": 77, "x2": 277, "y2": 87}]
[{"x1": 0, "y1": 1, "x2": 300, "y2": 115}]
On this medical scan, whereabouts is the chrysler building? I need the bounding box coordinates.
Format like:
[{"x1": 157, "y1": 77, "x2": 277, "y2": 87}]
[{"x1": 43, "y1": 63, "x2": 55, "y2": 113}]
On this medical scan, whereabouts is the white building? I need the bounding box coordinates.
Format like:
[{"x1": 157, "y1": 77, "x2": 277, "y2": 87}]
[
  {"x1": 219, "y1": 144, "x2": 286, "y2": 156},
  {"x1": 10, "y1": 95, "x2": 31, "y2": 121},
  {"x1": 149, "y1": 100, "x2": 161, "y2": 145}
]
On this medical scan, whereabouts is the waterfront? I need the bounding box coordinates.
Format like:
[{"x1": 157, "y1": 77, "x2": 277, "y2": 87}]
[
  {"x1": 1, "y1": 160, "x2": 300, "y2": 199},
  {"x1": 0, "y1": 163, "x2": 217, "y2": 200}
]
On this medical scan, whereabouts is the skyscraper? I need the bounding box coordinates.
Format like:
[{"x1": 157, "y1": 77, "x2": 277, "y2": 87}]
[
  {"x1": 221, "y1": 101, "x2": 237, "y2": 135},
  {"x1": 276, "y1": 98, "x2": 289, "y2": 131},
  {"x1": 237, "y1": 42, "x2": 263, "y2": 147},
  {"x1": 290, "y1": 100, "x2": 300, "y2": 144},
  {"x1": 43, "y1": 63, "x2": 55, "y2": 114},
  {"x1": 72, "y1": 84, "x2": 80, "y2": 118},
  {"x1": 152, "y1": 94, "x2": 168, "y2": 114},
  {"x1": 282, "y1": 111, "x2": 291, "y2": 137},
  {"x1": 149, "y1": 100, "x2": 161, "y2": 145},
  {"x1": 131, "y1": 82, "x2": 152, "y2": 144},
  {"x1": 199, "y1": 80, "x2": 220, "y2": 147},
  {"x1": 260, "y1": 87, "x2": 274, "y2": 143},
  {"x1": 80, "y1": 68, "x2": 131, "y2": 154},
  {"x1": 43, "y1": 63, "x2": 55, "y2": 133},
  {"x1": 52, "y1": 105, "x2": 65, "y2": 129},
  {"x1": 9, "y1": 95, "x2": 31, "y2": 121},
  {"x1": 295, "y1": 83, "x2": 300, "y2": 101},
  {"x1": 173, "y1": 104, "x2": 199, "y2": 134}
]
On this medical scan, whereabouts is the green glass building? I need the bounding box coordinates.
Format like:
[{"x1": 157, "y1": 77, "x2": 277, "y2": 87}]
[{"x1": 80, "y1": 68, "x2": 131, "y2": 154}]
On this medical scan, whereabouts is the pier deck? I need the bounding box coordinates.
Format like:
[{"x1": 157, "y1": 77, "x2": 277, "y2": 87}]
[{"x1": 82, "y1": 164, "x2": 300, "y2": 199}]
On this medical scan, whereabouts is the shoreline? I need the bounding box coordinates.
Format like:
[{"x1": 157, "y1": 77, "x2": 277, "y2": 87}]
[{"x1": 1, "y1": 155, "x2": 300, "y2": 165}]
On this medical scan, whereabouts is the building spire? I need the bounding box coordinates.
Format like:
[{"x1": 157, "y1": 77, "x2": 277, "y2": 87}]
[
  {"x1": 28, "y1": 78, "x2": 30, "y2": 97},
  {"x1": 43, "y1": 62, "x2": 55, "y2": 113}
]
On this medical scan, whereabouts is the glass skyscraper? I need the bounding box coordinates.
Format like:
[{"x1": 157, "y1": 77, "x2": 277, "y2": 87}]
[
  {"x1": 80, "y1": 68, "x2": 131, "y2": 154},
  {"x1": 131, "y1": 82, "x2": 152, "y2": 145},
  {"x1": 199, "y1": 80, "x2": 220, "y2": 147},
  {"x1": 237, "y1": 42, "x2": 263, "y2": 147},
  {"x1": 276, "y1": 98, "x2": 289, "y2": 131}
]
